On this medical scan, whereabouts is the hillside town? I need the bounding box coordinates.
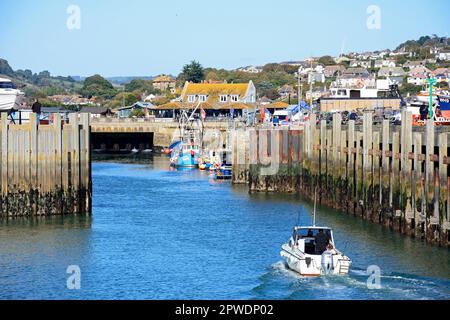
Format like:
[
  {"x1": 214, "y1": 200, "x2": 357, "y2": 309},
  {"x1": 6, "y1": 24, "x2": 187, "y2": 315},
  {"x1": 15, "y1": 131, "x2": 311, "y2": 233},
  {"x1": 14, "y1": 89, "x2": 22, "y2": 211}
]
[{"x1": 1, "y1": 35, "x2": 449, "y2": 124}]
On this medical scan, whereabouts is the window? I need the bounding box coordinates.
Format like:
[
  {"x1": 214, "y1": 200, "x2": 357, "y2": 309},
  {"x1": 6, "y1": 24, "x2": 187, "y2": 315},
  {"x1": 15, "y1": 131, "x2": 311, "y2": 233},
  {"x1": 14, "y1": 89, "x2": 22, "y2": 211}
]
[
  {"x1": 231, "y1": 95, "x2": 239, "y2": 102},
  {"x1": 187, "y1": 95, "x2": 196, "y2": 103},
  {"x1": 0, "y1": 81, "x2": 14, "y2": 89},
  {"x1": 220, "y1": 95, "x2": 227, "y2": 102},
  {"x1": 199, "y1": 95, "x2": 207, "y2": 102}
]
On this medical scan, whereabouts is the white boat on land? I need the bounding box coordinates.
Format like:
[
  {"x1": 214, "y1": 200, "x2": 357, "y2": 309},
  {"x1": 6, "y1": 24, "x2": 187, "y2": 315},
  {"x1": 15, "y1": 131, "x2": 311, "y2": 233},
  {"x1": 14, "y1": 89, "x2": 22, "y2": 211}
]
[
  {"x1": 280, "y1": 192, "x2": 351, "y2": 276},
  {"x1": 0, "y1": 78, "x2": 24, "y2": 111}
]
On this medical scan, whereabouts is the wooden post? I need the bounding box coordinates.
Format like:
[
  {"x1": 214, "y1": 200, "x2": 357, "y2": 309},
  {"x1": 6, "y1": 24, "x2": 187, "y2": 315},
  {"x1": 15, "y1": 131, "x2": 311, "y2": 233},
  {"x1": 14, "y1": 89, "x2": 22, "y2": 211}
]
[
  {"x1": 69, "y1": 113, "x2": 80, "y2": 213},
  {"x1": 319, "y1": 120, "x2": 326, "y2": 202},
  {"x1": 1, "y1": 114, "x2": 8, "y2": 214},
  {"x1": 347, "y1": 120, "x2": 355, "y2": 214},
  {"x1": 355, "y1": 131, "x2": 363, "y2": 216},
  {"x1": 401, "y1": 111, "x2": 413, "y2": 232},
  {"x1": 392, "y1": 131, "x2": 400, "y2": 226},
  {"x1": 413, "y1": 132, "x2": 424, "y2": 238},
  {"x1": 425, "y1": 120, "x2": 437, "y2": 233},
  {"x1": 362, "y1": 113, "x2": 373, "y2": 217},
  {"x1": 29, "y1": 113, "x2": 38, "y2": 214},
  {"x1": 373, "y1": 130, "x2": 381, "y2": 222},
  {"x1": 381, "y1": 120, "x2": 390, "y2": 221},
  {"x1": 332, "y1": 113, "x2": 342, "y2": 206},
  {"x1": 326, "y1": 128, "x2": 332, "y2": 203},
  {"x1": 438, "y1": 133, "x2": 448, "y2": 243}
]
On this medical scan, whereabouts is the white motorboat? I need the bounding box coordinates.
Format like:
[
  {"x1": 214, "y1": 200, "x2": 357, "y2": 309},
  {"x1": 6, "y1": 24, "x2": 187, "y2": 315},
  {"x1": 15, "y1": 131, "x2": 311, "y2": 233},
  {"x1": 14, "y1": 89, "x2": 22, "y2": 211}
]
[
  {"x1": 280, "y1": 193, "x2": 351, "y2": 276},
  {"x1": 0, "y1": 78, "x2": 24, "y2": 111}
]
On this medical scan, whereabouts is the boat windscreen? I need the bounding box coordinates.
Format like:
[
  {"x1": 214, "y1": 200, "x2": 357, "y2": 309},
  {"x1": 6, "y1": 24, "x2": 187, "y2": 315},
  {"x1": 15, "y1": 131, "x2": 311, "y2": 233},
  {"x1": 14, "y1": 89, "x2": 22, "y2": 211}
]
[
  {"x1": 296, "y1": 228, "x2": 332, "y2": 239},
  {"x1": 0, "y1": 81, "x2": 15, "y2": 89}
]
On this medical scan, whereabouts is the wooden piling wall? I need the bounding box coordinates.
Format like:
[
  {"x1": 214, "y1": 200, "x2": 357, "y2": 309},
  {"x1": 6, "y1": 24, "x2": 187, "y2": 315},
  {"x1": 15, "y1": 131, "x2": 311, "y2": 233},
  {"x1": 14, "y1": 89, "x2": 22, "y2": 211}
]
[
  {"x1": 243, "y1": 111, "x2": 450, "y2": 247},
  {"x1": 0, "y1": 113, "x2": 91, "y2": 217}
]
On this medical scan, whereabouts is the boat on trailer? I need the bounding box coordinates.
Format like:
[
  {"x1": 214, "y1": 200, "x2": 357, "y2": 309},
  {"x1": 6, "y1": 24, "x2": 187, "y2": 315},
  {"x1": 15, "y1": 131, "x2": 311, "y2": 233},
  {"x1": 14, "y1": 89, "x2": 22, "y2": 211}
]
[{"x1": 280, "y1": 192, "x2": 351, "y2": 276}]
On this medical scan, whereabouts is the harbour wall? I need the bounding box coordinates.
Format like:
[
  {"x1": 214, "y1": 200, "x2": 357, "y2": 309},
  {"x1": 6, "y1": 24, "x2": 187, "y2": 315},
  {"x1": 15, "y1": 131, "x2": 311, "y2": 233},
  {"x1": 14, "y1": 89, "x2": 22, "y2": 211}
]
[
  {"x1": 232, "y1": 112, "x2": 450, "y2": 247},
  {"x1": 0, "y1": 113, "x2": 91, "y2": 217}
]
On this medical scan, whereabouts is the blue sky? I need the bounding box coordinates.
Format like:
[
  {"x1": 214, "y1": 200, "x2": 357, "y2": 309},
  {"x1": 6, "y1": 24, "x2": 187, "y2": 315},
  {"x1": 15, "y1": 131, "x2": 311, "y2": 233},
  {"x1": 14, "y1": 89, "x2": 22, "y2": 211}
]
[{"x1": 0, "y1": 0, "x2": 448, "y2": 77}]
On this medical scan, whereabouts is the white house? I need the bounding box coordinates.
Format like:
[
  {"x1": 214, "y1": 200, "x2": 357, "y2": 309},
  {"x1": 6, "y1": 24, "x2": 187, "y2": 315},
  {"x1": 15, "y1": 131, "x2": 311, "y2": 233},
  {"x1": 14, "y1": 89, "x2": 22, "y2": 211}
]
[
  {"x1": 236, "y1": 65, "x2": 262, "y2": 73},
  {"x1": 407, "y1": 74, "x2": 427, "y2": 86},
  {"x1": 375, "y1": 59, "x2": 396, "y2": 68},
  {"x1": 438, "y1": 50, "x2": 450, "y2": 61},
  {"x1": 350, "y1": 60, "x2": 371, "y2": 68},
  {"x1": 308, "y1": 72, "x2": 325, "y2": 84}
]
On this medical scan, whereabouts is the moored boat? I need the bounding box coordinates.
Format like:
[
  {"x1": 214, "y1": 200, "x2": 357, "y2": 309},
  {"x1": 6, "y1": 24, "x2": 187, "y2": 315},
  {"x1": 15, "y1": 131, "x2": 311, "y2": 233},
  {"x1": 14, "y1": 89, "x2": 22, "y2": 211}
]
[
  {"x1": 170, "y1": 143, "x2": 200, "y2": 168},
  {"x1": 214, "y1": 165, "x2": 232, "y2": 180}
]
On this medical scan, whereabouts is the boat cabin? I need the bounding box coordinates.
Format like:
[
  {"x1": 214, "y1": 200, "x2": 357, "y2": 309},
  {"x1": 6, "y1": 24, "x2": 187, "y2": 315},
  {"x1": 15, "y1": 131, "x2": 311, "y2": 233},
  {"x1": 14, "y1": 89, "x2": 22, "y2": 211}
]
[{"x1": 291, "y1": 227, "x2": 334, "y2": 255}]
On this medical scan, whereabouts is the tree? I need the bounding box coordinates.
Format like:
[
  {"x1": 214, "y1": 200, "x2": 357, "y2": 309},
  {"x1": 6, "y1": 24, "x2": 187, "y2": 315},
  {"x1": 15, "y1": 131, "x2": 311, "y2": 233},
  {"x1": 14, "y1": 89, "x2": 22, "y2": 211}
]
[
  {"x1": 107, "y1": 91, "x2": 140, "y2": 108},
  {"x1": 178, "y1": 60, "x2": 204, "y2": 83},
  {"x1": 400, "y1": 83, "x2": 421, "y2": 96},
  {"x1": 318, "y1": 55, "x2": 336, "y2": 66},
  {"x1": 129, "y1": 108, "x2": 145, "y2": 118},
  {"x1": 0, "y1": 58, "x2": 14, "y2": 76},
  {"x1": 436, "y1": 81, "x2": 448, "y2": 89},
  {"x1": 124, "y1": 79, "x2": 158, "y2": 94},
  {"x1": 79, "y1": 74, "x2": 117, "y2": 99}
]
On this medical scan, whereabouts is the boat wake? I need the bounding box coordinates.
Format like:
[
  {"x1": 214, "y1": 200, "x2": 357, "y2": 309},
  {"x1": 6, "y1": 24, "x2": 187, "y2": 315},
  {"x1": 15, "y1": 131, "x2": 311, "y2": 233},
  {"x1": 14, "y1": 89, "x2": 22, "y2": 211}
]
[{"x1": 250, "y1": 261, "x2": 450, "y2": 300}]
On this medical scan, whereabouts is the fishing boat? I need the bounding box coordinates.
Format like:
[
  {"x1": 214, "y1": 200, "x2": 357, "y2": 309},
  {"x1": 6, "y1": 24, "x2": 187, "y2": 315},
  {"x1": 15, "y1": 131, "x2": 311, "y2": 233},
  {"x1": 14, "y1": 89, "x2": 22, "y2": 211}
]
[
  {"x1": 169, "y1": 103, "x2": 203, "y2": 168},
  {"x1": 280, "y1": 191, "x2": 351, "y2": 276},
  {"x1": 169, "y1": 139, "x2": 201, "y2": 168}
]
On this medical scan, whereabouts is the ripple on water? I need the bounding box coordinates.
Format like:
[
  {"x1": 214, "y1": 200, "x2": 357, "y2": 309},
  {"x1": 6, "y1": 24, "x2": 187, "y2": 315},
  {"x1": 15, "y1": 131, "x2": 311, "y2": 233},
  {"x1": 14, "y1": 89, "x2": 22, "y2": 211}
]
[{"x1": 0, "y1": 159, "x2": 449, "y2": 300}]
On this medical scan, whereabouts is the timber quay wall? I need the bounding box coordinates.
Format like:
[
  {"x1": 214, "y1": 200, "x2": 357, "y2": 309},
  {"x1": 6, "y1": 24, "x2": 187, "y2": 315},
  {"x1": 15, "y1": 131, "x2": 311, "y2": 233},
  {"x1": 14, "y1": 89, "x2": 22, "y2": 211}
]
[
  {"x1": 233, "y1": 112, "x2": 450, "y2": 247},
  {"x1": 0, "y1": 113, "x2": 91, "y2": 217}
]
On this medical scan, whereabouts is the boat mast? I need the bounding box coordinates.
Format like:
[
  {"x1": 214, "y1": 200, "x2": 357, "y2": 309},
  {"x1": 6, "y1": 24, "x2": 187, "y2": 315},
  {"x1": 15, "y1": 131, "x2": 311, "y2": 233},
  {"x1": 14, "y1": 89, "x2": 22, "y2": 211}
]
[{"x1": 312, "y1": 187, "x2": 317, "y2": 226}]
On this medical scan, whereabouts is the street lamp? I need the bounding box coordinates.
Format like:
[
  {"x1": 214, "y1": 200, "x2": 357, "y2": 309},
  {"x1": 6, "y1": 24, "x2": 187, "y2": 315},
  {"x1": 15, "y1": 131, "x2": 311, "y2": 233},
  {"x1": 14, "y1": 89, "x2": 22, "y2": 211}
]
[{"x1": 427, "y1": 77, "x2": 436, "y2": 120}]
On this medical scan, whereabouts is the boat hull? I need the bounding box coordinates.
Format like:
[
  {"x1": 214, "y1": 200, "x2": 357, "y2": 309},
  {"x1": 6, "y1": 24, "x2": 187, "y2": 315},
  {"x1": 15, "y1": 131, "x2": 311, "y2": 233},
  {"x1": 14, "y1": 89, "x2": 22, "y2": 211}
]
[
  {"x1": 438, "y1": 95, "x2": 450, "y2": 118},
  {"x1": 214, "y1": 166, "x2": 232, "y2": 180},
  {"x1": 280, "y1": 244, "x2": 351, "y2": 276},
  {"x1": 170, "y1": 151, "x2": 199, "y2": 168},
  {"x1": 0, "y1": 90, "x2": 24, "y2": 111}
]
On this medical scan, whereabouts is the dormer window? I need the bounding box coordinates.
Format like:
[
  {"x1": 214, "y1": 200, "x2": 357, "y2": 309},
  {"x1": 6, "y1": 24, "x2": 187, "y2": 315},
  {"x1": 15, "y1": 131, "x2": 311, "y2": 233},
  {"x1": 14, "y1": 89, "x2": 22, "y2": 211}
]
[
  {"x1": 231, "y1": 95, "x2": 239, "y2": 102},
  {"x1": 199, "y1": 95, "x2": 207, "y2": 102},
  {"x1": 220, "y1": 95, "x2": 228, "y2": 102},
  {"x1": 188, "y1": 95, "x2": 196, "y2": 103}
]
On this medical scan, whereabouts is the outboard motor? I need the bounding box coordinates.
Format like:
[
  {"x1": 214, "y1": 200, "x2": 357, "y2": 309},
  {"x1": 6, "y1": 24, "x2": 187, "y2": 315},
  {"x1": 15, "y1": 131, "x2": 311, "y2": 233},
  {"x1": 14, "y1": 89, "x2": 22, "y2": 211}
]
[{"x1": 321, "y1": 252, "x2": 333, "y2": 274}]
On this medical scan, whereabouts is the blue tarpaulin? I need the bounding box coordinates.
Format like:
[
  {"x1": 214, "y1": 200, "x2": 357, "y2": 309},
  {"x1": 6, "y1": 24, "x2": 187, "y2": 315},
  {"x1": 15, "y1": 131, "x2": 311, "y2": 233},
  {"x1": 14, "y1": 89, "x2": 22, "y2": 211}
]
[{"x1": 286, "y1": 101, "x2": 310, "y2": 118}]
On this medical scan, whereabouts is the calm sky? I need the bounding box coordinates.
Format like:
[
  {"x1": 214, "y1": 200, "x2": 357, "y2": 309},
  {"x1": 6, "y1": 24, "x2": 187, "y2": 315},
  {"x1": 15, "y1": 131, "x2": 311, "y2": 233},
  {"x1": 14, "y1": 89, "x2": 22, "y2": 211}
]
[{"x1": 0, "y1": 0, "x2": 449, "y2": 77}]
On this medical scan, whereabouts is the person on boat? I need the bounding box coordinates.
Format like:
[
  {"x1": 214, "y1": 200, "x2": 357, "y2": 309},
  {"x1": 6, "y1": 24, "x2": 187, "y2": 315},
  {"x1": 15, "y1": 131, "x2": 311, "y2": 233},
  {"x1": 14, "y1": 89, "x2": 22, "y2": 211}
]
[
  {"x1": 324, "y1": 241, "x2": 337, "y2": 255},
  {"x1": 315, "y1": 229, "x2": 329, "y2": 254}
]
